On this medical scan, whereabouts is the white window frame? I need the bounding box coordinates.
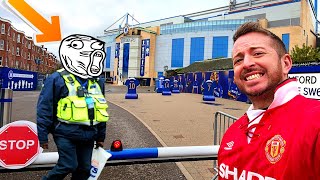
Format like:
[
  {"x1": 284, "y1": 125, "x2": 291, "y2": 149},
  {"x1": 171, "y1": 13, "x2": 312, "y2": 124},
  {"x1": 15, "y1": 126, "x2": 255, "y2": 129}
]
[
  {"x1": 11, "y1": 46, "x2": 14, "y2": 55},
  {"x1": 12, "y1": 33, "x2": 15, "y2": 41},
  {"x1": 17, "y1": 34, "x2": 20, "y2": 43},
  {"x1": 1, "y1": 24, "x2": 5, "y2": 34},
  {"x1": 0, "y1": 40, "x2": 4, "y2": 50},
  {"x1": 16, "y1": 47, "x2": 20, "y2": 56},
  {"x1": 7, "y1": 26, "x2": 10, "y2": 36}
]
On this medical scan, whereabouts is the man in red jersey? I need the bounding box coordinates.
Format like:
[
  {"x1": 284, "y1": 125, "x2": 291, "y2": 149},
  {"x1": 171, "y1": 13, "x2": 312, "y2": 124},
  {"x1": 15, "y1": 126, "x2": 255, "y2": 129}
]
[{"x1": 218, "y1": 22, "x2": 320, "y2": 180}]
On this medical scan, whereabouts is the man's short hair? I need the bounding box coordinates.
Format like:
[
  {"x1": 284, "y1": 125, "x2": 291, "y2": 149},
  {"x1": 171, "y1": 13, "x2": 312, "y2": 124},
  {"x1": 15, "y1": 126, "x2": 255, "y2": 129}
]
[{"x1": 233, "y1": 21, "x2": 287, "y2": 56}]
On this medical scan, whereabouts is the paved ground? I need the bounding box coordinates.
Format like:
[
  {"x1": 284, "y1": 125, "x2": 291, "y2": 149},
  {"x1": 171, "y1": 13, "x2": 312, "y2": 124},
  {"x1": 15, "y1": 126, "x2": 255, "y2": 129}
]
[
  {"x1": 5, "y1": 90, "x2": 186, "y2": 180},
  {"x1": 105, "y1": 84, "x2": 250, "y2": 180}
]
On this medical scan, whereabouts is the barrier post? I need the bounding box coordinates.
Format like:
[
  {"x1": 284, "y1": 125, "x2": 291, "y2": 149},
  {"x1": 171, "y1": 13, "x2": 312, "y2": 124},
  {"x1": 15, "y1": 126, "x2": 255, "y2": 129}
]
[
  {"x1": 212, "y1": 111, "x2": 237, "y2": 178},
  {"x1": 0, "y1": 88, "x2": 13, "y2": 127}
]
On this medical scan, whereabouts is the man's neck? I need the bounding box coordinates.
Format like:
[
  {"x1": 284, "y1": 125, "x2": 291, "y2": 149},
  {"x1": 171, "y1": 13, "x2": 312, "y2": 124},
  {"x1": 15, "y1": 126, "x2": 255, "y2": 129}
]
[{"x1": 249, "y1": 92, "x2": 274, "y2": 110}]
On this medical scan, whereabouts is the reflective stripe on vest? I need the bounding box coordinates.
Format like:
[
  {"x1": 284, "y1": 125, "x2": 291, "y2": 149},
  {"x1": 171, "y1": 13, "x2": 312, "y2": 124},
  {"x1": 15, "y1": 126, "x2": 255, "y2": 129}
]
[{"x1": 57, "y1": 69, "x2": 109, "y2": 125}]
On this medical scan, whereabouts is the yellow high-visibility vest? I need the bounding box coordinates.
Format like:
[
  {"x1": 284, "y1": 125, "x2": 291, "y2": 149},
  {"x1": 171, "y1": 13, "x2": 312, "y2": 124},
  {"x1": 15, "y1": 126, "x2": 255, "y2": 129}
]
[{"x1": 57, "y1": 69, "x2": 109, "y2": 125}]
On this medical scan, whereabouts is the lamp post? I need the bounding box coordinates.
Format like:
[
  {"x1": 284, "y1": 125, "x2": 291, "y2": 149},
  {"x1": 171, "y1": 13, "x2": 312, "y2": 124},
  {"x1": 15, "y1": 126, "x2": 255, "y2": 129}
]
[{"x1": 163, "y1": 65, "x2": 168, "y2": 77}]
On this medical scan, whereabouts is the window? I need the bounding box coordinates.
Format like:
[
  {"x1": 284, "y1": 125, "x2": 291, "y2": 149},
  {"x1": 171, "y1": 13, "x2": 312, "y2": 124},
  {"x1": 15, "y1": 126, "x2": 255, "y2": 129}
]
[
  {"x1": 15, "y1": 61, "x2": 19, "y2": 68},
  {"x1": 0, "y1": 57, "x2": 2, "y2": 66},
  {"x1": 12, "y1": 33, "x2": 15, "y2": 41},
  {"x1": 6, "y1": 41, "x2": 9, "y2": 51},
  {"x1": 5, "y1": 57, "x2": 8, "y2": 67},
  {"x1": 16, "y1": 47, "x2": 20, "y2": 56},
  {"x1": 1, "y1": 24, "x2": 5, "y2": 34},
  {"x1": 17, "y1": 34, "x2": 21, "y2": 43},
  {"x1": 0, "y1": 40, "x2": 4, "y2": 50},
  {"x1": 7, "y1": 26, "x2": 10, "y2": 36},
  {"x1": 171, "y1": 38, "x2": 184, "y2": 68},
  {"x1": 212, "y1": 36, "x2": 228, "y2": 58},
  {"x1": 190, "y1": 37, "x2": 205, "y2": 64},
  {"x1": 28, "y1": 42, "x2": 31, "y2": 49},
  {"x1": 12, "y1": 46, "x2": 14, "y2": 55},
  {"x1": 28, "y1": 52, "x2": 30, "y2": 60},
  {"x1": 22, "y1": 37, "x2": 24, "y2": 44}
]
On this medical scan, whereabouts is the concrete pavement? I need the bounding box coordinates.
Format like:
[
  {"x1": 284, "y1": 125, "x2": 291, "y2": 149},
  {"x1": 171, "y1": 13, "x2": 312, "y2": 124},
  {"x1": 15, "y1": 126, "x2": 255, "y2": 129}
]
[{"x1": 105, "y1": 84, "x2": 250, "y2": 180}]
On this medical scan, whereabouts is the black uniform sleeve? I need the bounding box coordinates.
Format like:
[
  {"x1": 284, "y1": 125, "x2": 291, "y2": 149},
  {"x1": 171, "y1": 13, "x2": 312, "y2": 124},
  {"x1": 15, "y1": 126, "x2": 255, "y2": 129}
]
[
  {"x1": 36, "y1": 72, "x2": 64, "y2": 144},
  {"x1": 96, "y1": 78, "x2": 106, "y2": 142}
]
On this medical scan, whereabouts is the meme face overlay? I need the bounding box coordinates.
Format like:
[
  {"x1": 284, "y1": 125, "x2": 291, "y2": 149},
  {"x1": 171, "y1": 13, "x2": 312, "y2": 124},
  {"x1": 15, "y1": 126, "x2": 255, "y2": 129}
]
[{"x1": 59, "y1": 34, "x2": 106, "y2": 79}]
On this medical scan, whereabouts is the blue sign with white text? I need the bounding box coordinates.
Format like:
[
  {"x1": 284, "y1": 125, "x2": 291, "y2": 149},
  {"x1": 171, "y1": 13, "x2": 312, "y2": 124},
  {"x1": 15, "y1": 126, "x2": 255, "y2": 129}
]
[{"x1": 0, "y1": 67, "x2": 37, "y2": 91}]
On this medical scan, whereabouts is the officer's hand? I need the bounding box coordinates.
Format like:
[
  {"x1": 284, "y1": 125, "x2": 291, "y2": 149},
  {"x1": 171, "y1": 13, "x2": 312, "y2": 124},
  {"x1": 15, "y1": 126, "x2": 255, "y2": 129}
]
[
  {"x1": 41, "y1": 143, "x2": 49, "y2": 149},
  {"x1": 95, "y1": 141, "x2": 104, "y2": 149}
]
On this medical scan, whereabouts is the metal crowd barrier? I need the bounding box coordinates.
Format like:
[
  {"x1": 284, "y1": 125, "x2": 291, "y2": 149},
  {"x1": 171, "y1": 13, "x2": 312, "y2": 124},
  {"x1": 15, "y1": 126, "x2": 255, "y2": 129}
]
[
  {"x1": 213, "y1": 111, "x2": 237, "y2": 145},
  {"x1": 212, "y1": 111, "x2": 238, "y2": 180},
  {"x1": 0, "y1": 88, "x2": 13, "y2": 127}
]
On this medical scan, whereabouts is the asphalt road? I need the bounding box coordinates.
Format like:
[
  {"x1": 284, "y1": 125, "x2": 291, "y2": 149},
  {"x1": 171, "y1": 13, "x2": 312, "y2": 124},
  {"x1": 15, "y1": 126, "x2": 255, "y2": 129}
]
[{"x1": 0, "y1": 85, "x2": 186, "y2": 180}]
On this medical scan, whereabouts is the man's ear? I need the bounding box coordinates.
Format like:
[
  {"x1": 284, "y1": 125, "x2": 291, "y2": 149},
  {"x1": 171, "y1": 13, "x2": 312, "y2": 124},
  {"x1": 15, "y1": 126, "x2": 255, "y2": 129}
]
[{"x1": 282, "y1": 54, "x2": 292, "y2": 75}]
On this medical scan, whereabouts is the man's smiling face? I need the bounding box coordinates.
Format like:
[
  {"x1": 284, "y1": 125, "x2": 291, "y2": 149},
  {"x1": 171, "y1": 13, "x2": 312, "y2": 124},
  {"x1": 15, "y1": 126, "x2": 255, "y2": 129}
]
[{"x1": 232, "y1": 32, "x2": 289, "y2": 98}]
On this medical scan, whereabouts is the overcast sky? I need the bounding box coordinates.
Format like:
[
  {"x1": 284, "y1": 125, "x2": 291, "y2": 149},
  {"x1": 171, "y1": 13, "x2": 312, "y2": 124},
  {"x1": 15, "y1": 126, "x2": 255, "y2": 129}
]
[{"x1": 0, "y1": 0, "x2": 234, "y2": 57}]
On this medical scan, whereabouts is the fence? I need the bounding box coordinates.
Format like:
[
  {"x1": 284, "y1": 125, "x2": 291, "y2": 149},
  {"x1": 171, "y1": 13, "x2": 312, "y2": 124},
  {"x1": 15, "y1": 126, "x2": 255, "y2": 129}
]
[
  {"x1": 213, "y1": 111, "x2": 237, "y2": 145},
  {"x1": 212, "y1": 111, "x2": 238, "y2": 180}
]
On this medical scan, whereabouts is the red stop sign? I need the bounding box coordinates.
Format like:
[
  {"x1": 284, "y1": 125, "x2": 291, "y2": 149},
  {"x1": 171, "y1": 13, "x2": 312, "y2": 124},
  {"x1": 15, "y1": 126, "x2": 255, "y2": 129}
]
[{"x1": 0, "y1": 121, "x2": 41, "y2": 169}]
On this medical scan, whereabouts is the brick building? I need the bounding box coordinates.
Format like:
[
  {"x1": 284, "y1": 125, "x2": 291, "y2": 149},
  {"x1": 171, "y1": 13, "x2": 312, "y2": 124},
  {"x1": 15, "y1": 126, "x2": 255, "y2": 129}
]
[{"x1": 0, "y1": 17, "x2": 59, "y2": 74}]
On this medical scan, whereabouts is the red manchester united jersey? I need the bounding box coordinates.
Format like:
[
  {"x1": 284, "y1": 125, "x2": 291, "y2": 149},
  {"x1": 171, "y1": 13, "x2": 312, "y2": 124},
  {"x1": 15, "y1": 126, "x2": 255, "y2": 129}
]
[{"x1": 218, "y1": 80, "x2": 320, "y2": 180}]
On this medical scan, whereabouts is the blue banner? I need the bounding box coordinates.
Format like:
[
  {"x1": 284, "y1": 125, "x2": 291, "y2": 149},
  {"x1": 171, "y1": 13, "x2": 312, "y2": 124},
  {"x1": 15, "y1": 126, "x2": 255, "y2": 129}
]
[
  {"x1": 140, "y1": 39, "x2": 150, "y2": 76},
  {"x1": 144, "y1": 39, "x2": 150, "y2": 56},
  {"x1": 115, "y1": 43, "x2": 120, "y2": 58},
  {"x1": 0, "y1": 67, "x2": 37, "y2": 91}
]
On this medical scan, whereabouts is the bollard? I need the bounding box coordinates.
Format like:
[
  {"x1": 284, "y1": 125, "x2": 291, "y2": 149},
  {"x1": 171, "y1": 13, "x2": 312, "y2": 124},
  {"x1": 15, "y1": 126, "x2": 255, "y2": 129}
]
[{"x1": 0, "y1": 88, "x2": 13, "y2": 127}]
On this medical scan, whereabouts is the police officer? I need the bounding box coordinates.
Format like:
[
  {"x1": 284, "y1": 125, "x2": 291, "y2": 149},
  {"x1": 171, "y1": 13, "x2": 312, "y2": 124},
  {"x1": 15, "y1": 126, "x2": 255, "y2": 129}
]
[{"x1": 37, "y1": 34, "x2": 109, "y2": 180}]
